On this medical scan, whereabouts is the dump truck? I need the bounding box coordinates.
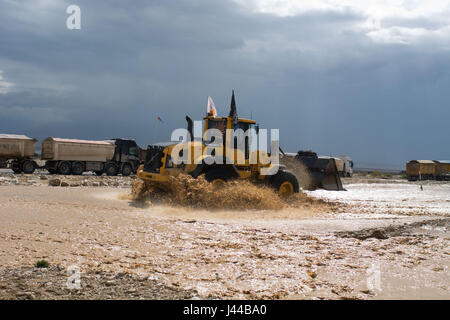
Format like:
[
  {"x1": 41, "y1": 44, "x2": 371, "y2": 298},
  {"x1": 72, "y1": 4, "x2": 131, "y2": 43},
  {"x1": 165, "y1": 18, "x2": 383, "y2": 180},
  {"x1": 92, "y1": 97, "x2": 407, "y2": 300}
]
[
  {"x1": 336, "y1": 155, "x2": 353, "y2": 177},
  {"x1": 42, "y1": 137, "x2": 141, "y2": 176},
  {"x1": 0, "y1": 134, "x2": 38, "y2": 174},
  {"x1": 280, "y1": 150, "x2": 345, "y2": 191},
  {"x1": 138, "y1": 94, "x2": 300, "y2": 197}
]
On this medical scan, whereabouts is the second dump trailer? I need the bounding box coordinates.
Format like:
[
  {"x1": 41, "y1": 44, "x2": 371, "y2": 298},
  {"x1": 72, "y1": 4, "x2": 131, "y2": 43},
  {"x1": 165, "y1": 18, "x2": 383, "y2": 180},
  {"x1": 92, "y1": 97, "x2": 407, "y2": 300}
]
[{"x1": 41, "y1": 137, "x2": 141, "y2": 176}]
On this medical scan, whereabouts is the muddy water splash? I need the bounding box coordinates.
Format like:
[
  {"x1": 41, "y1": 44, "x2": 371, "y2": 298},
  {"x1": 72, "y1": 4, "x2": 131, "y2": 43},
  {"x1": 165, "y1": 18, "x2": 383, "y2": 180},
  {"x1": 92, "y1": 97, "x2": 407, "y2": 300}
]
[
  {"x1": 131, "y1": 173, "x2": 338, "y2": 211},
  {"x1": 279, "y1": 155, "x2": 313, "y2": 190}
]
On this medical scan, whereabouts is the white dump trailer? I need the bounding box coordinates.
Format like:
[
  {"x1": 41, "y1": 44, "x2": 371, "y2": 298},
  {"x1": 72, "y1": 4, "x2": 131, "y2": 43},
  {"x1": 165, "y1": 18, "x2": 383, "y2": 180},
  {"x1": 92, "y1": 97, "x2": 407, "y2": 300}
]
[
  {"x1": 0, "y1": 134, "x2": 38, "y2": 173},
  {"x1": 42, "y1": 138, "x2": 115, "y2": 162},
  {"x1": 41, "y1": 137, "x2": 141, "y2": 176}
]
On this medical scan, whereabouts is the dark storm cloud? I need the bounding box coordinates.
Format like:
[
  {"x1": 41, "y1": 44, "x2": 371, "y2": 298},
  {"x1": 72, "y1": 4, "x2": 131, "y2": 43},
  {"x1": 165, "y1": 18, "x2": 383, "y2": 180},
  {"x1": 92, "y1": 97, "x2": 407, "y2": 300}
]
[{"x1": 0, "y1": 0, "x2": 449, "y2": 168}]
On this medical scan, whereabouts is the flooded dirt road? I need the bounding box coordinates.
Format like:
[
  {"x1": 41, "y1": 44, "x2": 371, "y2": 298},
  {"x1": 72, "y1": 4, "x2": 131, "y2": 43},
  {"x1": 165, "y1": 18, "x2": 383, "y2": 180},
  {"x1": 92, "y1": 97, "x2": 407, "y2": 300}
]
[{"x1": 0, "y1": 177, "x2": 448, "y2": 299}]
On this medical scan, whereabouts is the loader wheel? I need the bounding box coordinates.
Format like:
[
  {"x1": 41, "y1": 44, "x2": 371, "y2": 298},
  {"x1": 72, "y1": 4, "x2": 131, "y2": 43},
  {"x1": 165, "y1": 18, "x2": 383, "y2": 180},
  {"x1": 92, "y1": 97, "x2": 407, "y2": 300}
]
[
  {"x1": 105, "y1": 163, "x2": 118, "y2": 176},
  {"x1": 22, "y1": 160, "x2": 36, "y2": 174},
  {"x1": 205, "y1": 167, "x2": 231, "y2": 186},
  {"x1": 121, "y1": 164, "x2": 132, "y2": 176},
  {"x1": 71, "y1": 162, "x2": 84, "y2": 175},
  {"x1": 58, "y1": 161, "x2": 72, "y2": 175},
  {"x1": 270, "y1": 170, "x2": 299, "y2": 197}
]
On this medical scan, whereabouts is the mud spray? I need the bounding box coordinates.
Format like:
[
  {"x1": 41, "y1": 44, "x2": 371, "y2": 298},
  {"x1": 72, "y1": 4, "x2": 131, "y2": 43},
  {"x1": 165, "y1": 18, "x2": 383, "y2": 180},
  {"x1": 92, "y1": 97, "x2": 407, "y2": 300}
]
[
  {"x1": 279, "y1": 155, "x2": 314, "y2": 190},
  {"x1": 131, "y1": 173, "x2": 340, "y2": 212}
]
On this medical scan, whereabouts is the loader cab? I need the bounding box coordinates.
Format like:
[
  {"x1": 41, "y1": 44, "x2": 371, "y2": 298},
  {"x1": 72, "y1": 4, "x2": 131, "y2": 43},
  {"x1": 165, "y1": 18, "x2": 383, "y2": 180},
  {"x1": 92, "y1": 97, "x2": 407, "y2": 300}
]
[
  {"x1": 231, "y1": 119, "x2": 256, "y2": 160},
  {"x1": 204, "y1": 117, "x2": 227, "y2": 143},
  {"x1": 203, "y1": 116, "x2": 256, "y2": 161}
]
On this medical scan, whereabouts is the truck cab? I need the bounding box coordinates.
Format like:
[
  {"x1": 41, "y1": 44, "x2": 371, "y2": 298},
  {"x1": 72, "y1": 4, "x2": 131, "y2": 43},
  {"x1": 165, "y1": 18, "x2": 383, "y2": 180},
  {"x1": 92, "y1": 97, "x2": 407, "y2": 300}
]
[{"x1": 110, "y1": 138, "x2": 141, "y2": 175}]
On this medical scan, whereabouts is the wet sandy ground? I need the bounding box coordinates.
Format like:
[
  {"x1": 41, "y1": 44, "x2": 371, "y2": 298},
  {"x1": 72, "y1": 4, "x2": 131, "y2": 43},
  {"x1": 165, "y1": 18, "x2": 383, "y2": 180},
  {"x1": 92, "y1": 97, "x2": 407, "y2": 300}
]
[
  {"x1": 0, "y1": 180, "x2": 449, "y2": 299},
  {"x1": 309, "y1": 179, "x2": 450, "y2": 216}
]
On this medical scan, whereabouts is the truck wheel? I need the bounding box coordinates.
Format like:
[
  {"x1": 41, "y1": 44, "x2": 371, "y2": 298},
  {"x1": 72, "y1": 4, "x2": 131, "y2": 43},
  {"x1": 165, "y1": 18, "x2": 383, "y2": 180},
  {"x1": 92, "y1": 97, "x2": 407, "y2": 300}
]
[
  {"x1": 94, "y1": 171, "x2": 103, "y2": 176},
  {"x1": 105, "y1": 163, "x2": 118, "y2": 176},
  {"x1": 12, "y1": 162, "x2": 22, "y2": 174},
  {"x1": 205, "y1": 167, "x2": 231, "y2": 185},
  {"x1": 71, "y1": 162, "x2": 84, "y2": 175},
  {"x1": 22, "y1": 160, "x2": 36, "y2": 174},
  {"x1": 58, "y1": 161, "x2": 72, "y2": 175},
  {"x1": 121, "y1": 164, "x2": 132, "y2": 176},
  {"x1": 270, "y1": 170, "x2": 299, "y2": 197}
]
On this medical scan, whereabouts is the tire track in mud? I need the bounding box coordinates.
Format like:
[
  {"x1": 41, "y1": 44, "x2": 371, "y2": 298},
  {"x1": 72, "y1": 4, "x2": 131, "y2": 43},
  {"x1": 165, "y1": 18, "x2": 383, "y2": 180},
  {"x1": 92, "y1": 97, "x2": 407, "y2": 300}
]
[{"x1": 336, "y1": 218, "x2": 450, "y2": 240}]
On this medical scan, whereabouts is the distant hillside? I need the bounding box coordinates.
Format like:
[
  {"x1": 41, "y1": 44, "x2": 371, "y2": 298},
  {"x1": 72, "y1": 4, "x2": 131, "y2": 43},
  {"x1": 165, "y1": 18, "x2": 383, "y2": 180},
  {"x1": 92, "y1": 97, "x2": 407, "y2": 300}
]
[{"x1": 354, "y1": 162, "x2": 404, "y2": 174}]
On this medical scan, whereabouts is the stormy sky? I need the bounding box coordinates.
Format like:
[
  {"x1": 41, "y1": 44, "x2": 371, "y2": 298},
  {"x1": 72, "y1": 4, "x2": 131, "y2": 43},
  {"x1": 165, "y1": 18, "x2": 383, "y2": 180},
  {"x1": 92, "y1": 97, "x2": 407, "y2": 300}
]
[{"x1": 1, "y1": 0, "x2": 450, "y2": 169}]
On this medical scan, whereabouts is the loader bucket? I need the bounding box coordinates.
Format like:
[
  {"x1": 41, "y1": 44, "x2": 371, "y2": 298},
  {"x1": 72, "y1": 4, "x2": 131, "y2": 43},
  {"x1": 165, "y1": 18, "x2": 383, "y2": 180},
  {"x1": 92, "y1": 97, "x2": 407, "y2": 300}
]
[
  {"x1": 315, "y1": 157, "x2": 345, "y2": 191},
  {"x1": 295, "y1": 151, "x2": 344, "y2": 191},
  {"x1": 280, "y1": 151, "x2": 345, "y2": 191}
]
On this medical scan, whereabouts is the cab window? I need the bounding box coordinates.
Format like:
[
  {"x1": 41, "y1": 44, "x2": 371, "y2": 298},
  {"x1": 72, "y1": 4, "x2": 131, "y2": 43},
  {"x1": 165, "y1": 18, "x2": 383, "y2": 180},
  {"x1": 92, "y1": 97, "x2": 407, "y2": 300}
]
[
  {"x1": 129, "y1": 147, "x2": 138, "y2": 156},
  {"x1": 233, "y1": 122, "x2": 253, "y2": 159},
  {"x1": 205, "y1": 119, "x2": 227, "y2": 144}
]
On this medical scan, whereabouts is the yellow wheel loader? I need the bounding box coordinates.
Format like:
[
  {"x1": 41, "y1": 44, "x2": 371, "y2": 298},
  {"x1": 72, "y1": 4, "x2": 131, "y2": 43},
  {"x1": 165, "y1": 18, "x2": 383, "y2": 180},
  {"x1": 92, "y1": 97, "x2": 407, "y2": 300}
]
[{"x1": 137, "y1": 94, "x2": 299, "y2": 197}]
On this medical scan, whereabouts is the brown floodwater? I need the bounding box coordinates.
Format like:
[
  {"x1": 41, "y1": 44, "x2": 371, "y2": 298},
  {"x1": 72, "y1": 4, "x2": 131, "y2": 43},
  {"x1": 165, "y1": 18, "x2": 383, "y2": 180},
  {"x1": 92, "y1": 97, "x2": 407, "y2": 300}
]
[{"x1": 0, "y1": 177, "x2": 448, "y2": 299}]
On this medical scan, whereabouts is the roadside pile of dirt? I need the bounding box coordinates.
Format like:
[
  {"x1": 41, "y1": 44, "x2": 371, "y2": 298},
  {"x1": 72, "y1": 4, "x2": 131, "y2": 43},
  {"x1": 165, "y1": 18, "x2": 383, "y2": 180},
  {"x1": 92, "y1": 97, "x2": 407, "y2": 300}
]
[
  {"x1": 46, "y1": 176, "x2": 132, "y2": 188},
  {"x1": 0, "y1": 172, "x2": 134, "y2": 188},
  {"x1": 131, "y1": 173, "x2": 340, "y2": 211},
  {"x1": 0, "y1": 266, "x2": 198, "y2": 300},
  {"x1": 336, "y1": 218, "x2": 450, "y2": 240},
  {"x1": 0, "y1": 174, "x2": 32, "y2": 186}
]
